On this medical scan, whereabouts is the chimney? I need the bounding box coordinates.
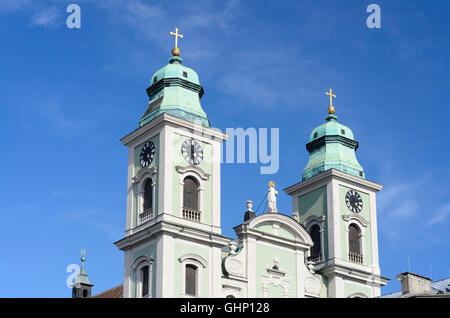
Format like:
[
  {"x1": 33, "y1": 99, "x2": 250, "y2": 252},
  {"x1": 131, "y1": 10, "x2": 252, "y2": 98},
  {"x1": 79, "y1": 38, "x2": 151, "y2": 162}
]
[{"x1": 396, "y1": 272, "x2": 432, "y2": 296}]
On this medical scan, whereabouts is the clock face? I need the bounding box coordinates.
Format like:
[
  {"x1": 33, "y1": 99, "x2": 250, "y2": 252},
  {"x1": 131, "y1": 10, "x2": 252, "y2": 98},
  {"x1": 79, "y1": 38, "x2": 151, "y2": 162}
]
[
  {"x1": 139, "y1": 140, "x2": 156, "y2": 167},
  {"x1": 181, "y1": 139, "x2": 203, "y2": 165},
  {"x1": 345, "y1": 190, "x2": 363, "y2": 213}
]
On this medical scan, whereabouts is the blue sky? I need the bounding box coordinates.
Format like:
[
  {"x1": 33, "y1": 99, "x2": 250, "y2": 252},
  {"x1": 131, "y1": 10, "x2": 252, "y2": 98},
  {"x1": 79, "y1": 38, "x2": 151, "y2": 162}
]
[{"x1": 0, "y1": 0, "x2": 449, "y2": 297}]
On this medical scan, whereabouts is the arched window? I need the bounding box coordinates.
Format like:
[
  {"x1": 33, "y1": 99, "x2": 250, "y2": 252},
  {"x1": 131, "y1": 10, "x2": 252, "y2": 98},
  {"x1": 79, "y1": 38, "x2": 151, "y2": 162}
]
[
  {"x1": 183, "y1": 177, "x2": 199, "y2": 210},
  {"x1": 185, "y1": 264, "x2": 197, "y2": 296},
  {"x1": 348, "y1": 224, "x2": 360, "y2": 254},
  {"x1": 309, "y1": 224, "x2": 321, "y2": 261},
  {"x1": 82, "y1": 289, "x2": 88, "y2": 298},
  {"x1": 348, "y1": 224, "x2": 363, "y2": 264},
  {"x1": 141, "y1": 265, "x2": 149, "y2": 297},
  {"x1": 143, "y1": 179, "x2": 153, "y2": 212},
  {"x1": 131, "y1": 256, "x2": 153, "y2": 298}
]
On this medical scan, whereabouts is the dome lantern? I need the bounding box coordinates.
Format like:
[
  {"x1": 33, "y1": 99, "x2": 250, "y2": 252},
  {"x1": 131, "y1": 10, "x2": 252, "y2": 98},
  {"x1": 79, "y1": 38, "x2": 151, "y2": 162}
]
[
  {"x1": 301, "y1": 90, "x2": 365, "y2": 180},
  {"x1": 139, "y1": 27, "x2": 210, "y2": 128}
]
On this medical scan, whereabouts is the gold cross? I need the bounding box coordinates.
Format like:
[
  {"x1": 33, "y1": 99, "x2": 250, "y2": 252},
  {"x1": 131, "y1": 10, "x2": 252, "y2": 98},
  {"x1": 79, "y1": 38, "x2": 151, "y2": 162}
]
[
  {"x1": 325, "y1": 89, "x2": 336, "y2": 107},
  {"x1": 170, "y1": 27, "x2": 184, "y2": 48},
  {"x1": 325, "y1": 88, "x2": 336, "y2": 114}
]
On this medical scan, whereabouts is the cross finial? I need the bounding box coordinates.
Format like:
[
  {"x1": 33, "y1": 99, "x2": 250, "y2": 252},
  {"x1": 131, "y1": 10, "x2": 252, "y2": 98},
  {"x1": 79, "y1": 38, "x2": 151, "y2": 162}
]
[
  {"x1": 325, "y1": 88, "x2": 336, "y2": 114},
  {"x1": 170, "y1": 27, "x2": 184, "y2": 56},
  {"x1": 81, "y1": 248, "x2": 86, "y2": 262}
]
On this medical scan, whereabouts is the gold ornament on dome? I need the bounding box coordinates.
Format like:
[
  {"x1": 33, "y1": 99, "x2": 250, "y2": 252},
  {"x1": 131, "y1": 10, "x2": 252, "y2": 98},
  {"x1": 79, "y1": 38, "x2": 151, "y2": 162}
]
[
  {"x1": 325, "y1": 88, "x2": 336, "y2": 114},
  {"x1": 170, "y1": 27, "x2": 183, "y2": 56}
]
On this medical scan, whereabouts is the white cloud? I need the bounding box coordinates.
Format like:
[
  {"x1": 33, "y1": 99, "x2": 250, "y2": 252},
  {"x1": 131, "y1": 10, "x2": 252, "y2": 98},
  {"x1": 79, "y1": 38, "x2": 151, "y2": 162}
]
[
  {"x1": 179, "y1": 0, "x2": 240, "y2": 32},
  {"x1": 97, "y1": 0, "x2": 241, "y2": 60},
  {"x1": 378, "y1": 182, "x2": 420, "y2": 219},
  {"x1": 376, "y1": 177, "x2": 426, "y2": 239},
  {"x1": 98, "y1": 0, "x2": 167, "y2": 43},
  {"x1": 428, "y1": 202, "x2": 450, "y2": 226},
  {"x1": 216, "y1": 45, "x2": 330, "y2": 109},
  {"x1": 30, "y1": 6, "x2": 62, "y2": 28}
]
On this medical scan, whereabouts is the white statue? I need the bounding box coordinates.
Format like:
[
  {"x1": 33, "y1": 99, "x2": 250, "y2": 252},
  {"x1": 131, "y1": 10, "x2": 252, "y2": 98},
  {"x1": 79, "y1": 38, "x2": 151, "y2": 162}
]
[{"x1": 267, "y1": 181, "x2": 278, "y2": 213}]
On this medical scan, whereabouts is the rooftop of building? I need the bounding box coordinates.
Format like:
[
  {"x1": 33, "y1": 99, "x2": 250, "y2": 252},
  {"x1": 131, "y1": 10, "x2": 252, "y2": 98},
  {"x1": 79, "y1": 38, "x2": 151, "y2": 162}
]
[
  {"x1": 92, "y1": 284, "x2": 123, "y2": 298},
  {"x1": 381, "y1": 276, "x2": 450, "y2": 298}
]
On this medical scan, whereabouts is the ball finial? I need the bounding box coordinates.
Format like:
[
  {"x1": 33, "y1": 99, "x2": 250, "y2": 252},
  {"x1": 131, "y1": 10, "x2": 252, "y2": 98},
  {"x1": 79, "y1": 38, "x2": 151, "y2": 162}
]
[
  {"x1": 328, "y1": 105, "x2": 335, "y2": 114},
  {"x1": 172, "y1": 47, "x2": 180, "y2": 56},
  {"x1": 325, "y1": 89, "x2": 336, "y2": 115}
]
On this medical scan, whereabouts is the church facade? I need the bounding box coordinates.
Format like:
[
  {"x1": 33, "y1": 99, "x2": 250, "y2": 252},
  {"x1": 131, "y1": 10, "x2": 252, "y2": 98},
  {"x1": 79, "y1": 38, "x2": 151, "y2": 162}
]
[{"x1": 108, "y1": 32, "x2": 389, "y2": 298}]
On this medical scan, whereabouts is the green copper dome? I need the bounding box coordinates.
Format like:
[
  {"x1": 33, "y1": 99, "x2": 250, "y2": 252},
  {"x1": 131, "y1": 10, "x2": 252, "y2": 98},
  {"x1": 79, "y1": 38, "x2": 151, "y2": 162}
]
[
  {"x1": 302, "y1": 113, "x2": 365, "y2": 180},
  {"x1": 150, "y1": 57, "x2": 200, "y2": 85},
  {"x1": 309, "y1": 115, "x2": 354, "y2": 141},
  {"x1": 139, "y1": 55, "x2": 210, "y2": 127}
]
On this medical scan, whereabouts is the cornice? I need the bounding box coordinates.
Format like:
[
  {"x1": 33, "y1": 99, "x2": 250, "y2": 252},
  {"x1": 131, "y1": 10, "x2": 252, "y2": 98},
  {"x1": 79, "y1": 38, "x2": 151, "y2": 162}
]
[
  {"x1": 115, "y1": 219, "x2": 231, "y2": 251},
  {"x1": 120, "y1": 112, "x2": 227, "y2": 146},
  {"x1": 175, "y1": 165, "x2": 210, "y2": 181},
  {"x1": 284, "y1": 168, "x2": 383, "y2": 195},
  {"x1": 146, "y1": 77, "x2": 204, "y2": 100},
  {"x1": 318, "y1": 262, "x2": 390, "y2": 285},
  {"x1": 342, "y1": 214, "x2": 369, "y2": 227},
  {"x1": 132, "y1": 166, "x2": 158, "y2": 184},
  {"x1": 306, "y1": 134, "x2": 359, "y2": 152}
]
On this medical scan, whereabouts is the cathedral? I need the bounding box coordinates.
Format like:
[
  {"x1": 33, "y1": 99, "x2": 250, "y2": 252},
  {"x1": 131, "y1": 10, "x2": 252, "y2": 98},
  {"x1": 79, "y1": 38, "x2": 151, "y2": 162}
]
[{"x1": 73, "y1": 28, "x2": 389, "y2": 298}]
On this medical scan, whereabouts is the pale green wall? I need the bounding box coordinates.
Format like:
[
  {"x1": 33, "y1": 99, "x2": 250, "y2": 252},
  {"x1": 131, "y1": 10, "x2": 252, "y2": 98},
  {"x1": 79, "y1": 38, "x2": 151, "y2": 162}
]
[
  {"x1": 132, "y1": 134, "x2": 160, "y2": 227},
  {"x1": 171, "y1": 133, "x2": 213, "y2": 225},
  {"x1": 254, "y1": 223, "x2": 296, "y2": 241},
  {"x1": 131, "y1": 242, "x2": 157, "y2": 298},
  {"x1": 344, "y1": 281, "x2": 372, "y2": 298},
  {"x1": 339, "y1": 185, "x2": 372, "y2": 265},
  {"x1": 298, "y1": 186, "x2": 327, "y2": 222},
  {"x1": 318, "y1": 275, "x2": 328, "y2": 298},
  {"x1": 174, "y1": 241, "x2": 210, "y2": 297},
  {"x1": 255, "y1": 244, "x2": 297, "y2": 297},
  {"x1": 298, "y1": 186, "x2": 328, "y2": 259},
  {"x1": 254, "y1": 224, "x2": 273, "y2": 235},
  {"x1": 268, "y1": 284, "x2": 285, "y2": 298}
]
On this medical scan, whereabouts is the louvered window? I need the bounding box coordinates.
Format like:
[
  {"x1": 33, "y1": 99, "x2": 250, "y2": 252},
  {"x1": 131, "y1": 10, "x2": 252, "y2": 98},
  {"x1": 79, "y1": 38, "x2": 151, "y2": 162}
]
[
  {"x1": 143, "y1": 179, "x2": 153, "y2": 212},
  {"x1": 349, "y1": 224, "x2": 361, "y2": 254},
  {"x1": 183, "y1": 177, "x2": 198, "y2": 210},
  {"x1": 185, "y1": 264, "x2": 197, "y2": 296},
  {"x1": 141, "y1": 265, "x2": 149, "y2": 297}
]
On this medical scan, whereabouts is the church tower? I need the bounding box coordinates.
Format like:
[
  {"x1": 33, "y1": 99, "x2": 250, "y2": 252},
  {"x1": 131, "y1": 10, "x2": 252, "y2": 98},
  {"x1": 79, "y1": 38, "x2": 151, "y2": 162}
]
[
  {"x1": 72, "y1": 249, "x2": 94, "y2": 298},
  {"x1": 114, "y1": 28, "x2": 229, "y2": 298},
  {"x1": 284, "y1": 91, "x2": 389, "y2": 298}
]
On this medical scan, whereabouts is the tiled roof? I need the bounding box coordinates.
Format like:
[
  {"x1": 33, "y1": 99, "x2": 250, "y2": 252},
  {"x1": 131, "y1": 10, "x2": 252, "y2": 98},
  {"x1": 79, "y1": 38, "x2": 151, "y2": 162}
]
[{"x1": 92, "y1": 284, "x2": 123, "y2": 298}]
